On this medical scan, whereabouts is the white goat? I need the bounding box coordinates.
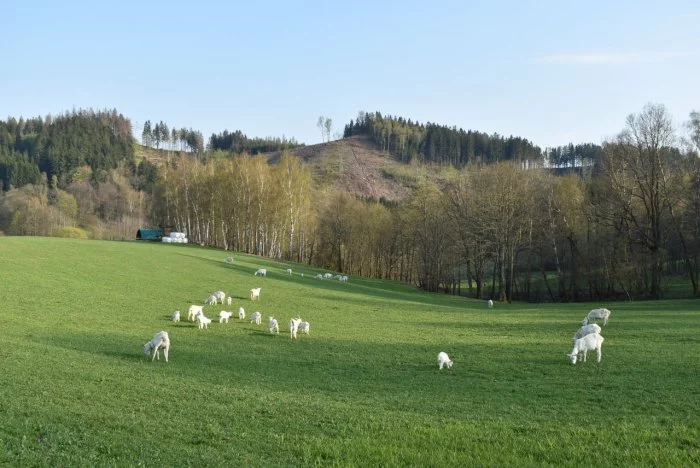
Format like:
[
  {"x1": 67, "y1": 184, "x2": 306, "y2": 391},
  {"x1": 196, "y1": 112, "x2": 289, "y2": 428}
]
[
  {"x1": 583, "y1": 308, "x2": 611, "y2": 326},
  {"x1": 188, "y1": 305, "x2": 204, "y2": 321},
  {"x1": 568, "y1": 333, "x2": 604, "y2": 364},
  {"x1": 254, "y1": 268, "x2": 267, "y2": 277},
  {"x1": 289, "y1": 317, "x2": 302, "y2": 339},
  {"x1": 196, "y1": 314, "x2": 212, "y2": 330},
  {"x1": 144, "y1": 331, "x2": 170, "y2": 362},
  {"x1": 224, "y1": 256, "x2": 234, "y2": 264},
  {"x1": 249, "y1": 287, "x2": 262, "y2": 301},
  {"x1": 314, "y1": 274, "x2": 323, "y2": 279},
  {"x1": 339, "y1": 275, "x2": 348, "y2": 282},
  {"x1": 219, "y1": 310, "x2": 233, "y2": 323},
  {"x1": 323, "y1": 273, "x2": 333, "y2": 279},
  {"x1": 268, "y1": 317, "x2": 279, "y2": 334},
  {"x1": 213, "y1": 291, "x2": 226, "y2": 304},
  {"x1": 298, "y1": 321, "x2": 310, "y2": 335},
  {"x1": 488, "y1": 299, "x2": 494, "y2": 309},
  {"x1": 572, "y1": 324, "x2": 602, "y2": 345},
  {"x1": 171, "y1": 310, "x2": 180, "y2": 322},
  {"x1": 437, "y1": 351, "x2": 453, "y2": 370},
  {"x1": 238, "y1": 307, "x2": 246, "y2": 320},
  {"x1": 226, "y1": 296, "x2": 232, "y2": 306},
  {"x1": 286, "y1": 268, "x2": 293, "y2": 275},
  {"x1": 250, "y1": 311, "x2": 262, "y2": 325},
  {"x1": 205, "y1": 295, "x2": 217, "y2": 306}
]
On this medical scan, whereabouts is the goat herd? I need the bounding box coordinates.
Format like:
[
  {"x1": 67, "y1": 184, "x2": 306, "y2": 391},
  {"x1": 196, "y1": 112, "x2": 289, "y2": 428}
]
[
  {"x1": 143, "y1": 262, "x2": 612, "y2": 369},
  {"x1": 436, "y1": 305, "x2": 611, "y2": 371},
  {"x1": 142, "y1": 264, "x2": 319, "y2": 363}
]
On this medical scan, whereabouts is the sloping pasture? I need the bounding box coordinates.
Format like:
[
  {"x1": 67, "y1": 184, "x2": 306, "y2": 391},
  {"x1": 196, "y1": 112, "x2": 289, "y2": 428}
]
[{"x1": 0, "y1": 237, "x2": 698, "y2": 466}]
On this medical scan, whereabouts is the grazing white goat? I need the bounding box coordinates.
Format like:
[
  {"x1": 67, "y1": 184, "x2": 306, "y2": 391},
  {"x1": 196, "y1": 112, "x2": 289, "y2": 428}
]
[
  {"x1": 227, "y1": 296, "x2": 232, "y2": 306},
  {"x1": 254, "y1": 268, "x2": 267, "y2": 277},
  {"x1": 188, "y1": 305, "x2": 204, "y2": 321},
  {"x1": 334, "y1": 274, "x2": 343, "y2": 280},
  {"x1": 224, "y1": 256, "x2": 234, "y2": 264},
  {"x1": 289, "y1": 317, "x2": 302, "y2": 339},
  {"x1": 249, "y1": 287, "x2": 262, "y2": 301},
  {"x1": 144, "y1": 331, "x2": 170, "y2": 362},
  {"x1": 314, "y1": 274, "x2": 323, "y2": 279},
  {"x1": 339, "y1": 275, "x2": 348, "y2": 282},
  {"x1": 572, "y1": 324, "x2": 602, "y2": 345},
  {"x1": 488, "y1": 299, "x2": 494, "y2": 309},
  {"x1": 196, "y1": 314, "x2": 212, "y2": 330},
  {"x1": 250, "y1": 311, "x2": 262, "y2": 325},
  {"x1": 568, "y1": 333, "x2": 604, "y2": 364},
  {"x1": 437, "y1": 352, "x2": 453, "y2": 370},
  {"x1": 286, "y1": 268, "x2": 292, "y2": 275},
  {"x1": 582, "y1": 308, "x2": 611, "y2": 326},
  {"x1": 219, "y1": 310, "x2": 233, "y2": 323},
  {"x1": 205, "y1": 295, "x2": 217, "y2": 305},
  {"x1": 323, "y1": 273, "x2": 333, "y2": 279},
  {"x1": 298, "y1": 321, "x2": 310, "y2": 335},
  {"x1": 238, "y1": 307, "x2": 246, "y2": 320},
  {"x1": 213, "y1": 291, "x2": 226, "y2": 304},
  {"x1": 171, "y1": 310, "x2": 180, "y2": 322},
  {"x1": 268, "y1": 317, "x2": 279, "y2": 334}
]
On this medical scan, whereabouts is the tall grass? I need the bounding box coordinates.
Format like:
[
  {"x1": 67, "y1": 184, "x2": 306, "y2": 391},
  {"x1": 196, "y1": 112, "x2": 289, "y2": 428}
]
[{"x1": 0, "y1": 237, "x2": 698, "y2": 466}]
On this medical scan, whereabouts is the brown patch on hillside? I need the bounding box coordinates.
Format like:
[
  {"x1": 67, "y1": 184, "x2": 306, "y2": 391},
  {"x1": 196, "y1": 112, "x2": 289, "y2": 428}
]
[{"x1": 267, "y1": 135, "x2": 412, "y2": 202}]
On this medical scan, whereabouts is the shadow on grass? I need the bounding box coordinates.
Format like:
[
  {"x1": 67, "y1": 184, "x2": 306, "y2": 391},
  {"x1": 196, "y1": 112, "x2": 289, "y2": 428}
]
[{"x1": 32, "y1": 328, "x2": 670, "y2": 420}]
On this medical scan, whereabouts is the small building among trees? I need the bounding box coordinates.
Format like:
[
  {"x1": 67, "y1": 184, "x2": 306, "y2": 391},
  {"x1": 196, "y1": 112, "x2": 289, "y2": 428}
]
[{"x1": 136, "y1": 228, "x2": 164, "y2": 241}]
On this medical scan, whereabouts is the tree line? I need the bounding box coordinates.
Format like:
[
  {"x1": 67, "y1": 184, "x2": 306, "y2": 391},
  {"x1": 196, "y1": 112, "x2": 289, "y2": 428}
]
[
  {"x1": 208, "y1": 129, "x2": 302, "y2": 154},
  {"x1": 142, "y1": 120, "x2": 205, "y2": 154},
  {"x1": 344, "y1": 111, "x2": 544, "y2": 166}
]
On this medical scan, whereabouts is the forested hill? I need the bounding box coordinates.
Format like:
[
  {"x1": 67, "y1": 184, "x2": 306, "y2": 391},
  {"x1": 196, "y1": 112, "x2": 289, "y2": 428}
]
[{"x1": 0, "y1": 109, "x2": 134, "y2": 190}]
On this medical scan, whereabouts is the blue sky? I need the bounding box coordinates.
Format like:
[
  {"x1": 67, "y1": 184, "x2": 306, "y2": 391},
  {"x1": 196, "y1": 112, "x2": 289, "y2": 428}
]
[{"x1": 3, "y1": 0, "x2": 699, "y2": 149}]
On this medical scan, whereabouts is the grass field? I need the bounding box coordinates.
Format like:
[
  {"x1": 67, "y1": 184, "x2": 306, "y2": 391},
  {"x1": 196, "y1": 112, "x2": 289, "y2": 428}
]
[{"x1": 0, "y1": 237, "x2": 698, "y2": 466}]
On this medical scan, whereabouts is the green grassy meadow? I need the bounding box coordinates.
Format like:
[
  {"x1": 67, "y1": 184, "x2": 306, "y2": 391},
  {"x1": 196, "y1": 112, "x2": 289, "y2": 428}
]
[{"x1": 0, "y1": 237, "x2": 698, "y2": 466}]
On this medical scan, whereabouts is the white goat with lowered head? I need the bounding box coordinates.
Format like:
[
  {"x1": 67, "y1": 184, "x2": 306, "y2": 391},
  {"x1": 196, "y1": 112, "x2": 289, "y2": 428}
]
[
  {"x1": 250, "y1": 311, "x2": 262, "y2": 325},
  {"x1": 488, "y1": 299, "x2": 494, "y2": 309},
  {"x1": 196, "y1": 314, "x2": 212, "y2": 330},
  {"x1": 289, "y1": 317, "x2": 302, "y2": 339},
  {"x1": 238, "y1": 307, "x2": 246, "y2": 320},
  {"x1": 437, "y1": 352, "x2": 453, "y2": 370},
  {"x1": 213, "y1": 291, "x2": 226, "y2": 304},
  {"x1": 188, "y1": 305, "x2": 204, "y2": 321},
  {"x1": 583, "y1": 308, "x2": 611, "y2": 326},
  {"x1": 249, "y1": 287, "x2": 262, "y2": 301},
  {"x1": 254, "y1": 268, "x2": 267, "y2": 277},
  {"x1": 286, "y1": 268, "x2": 292, "y2": 275},
  {"x1": 219, "y1": 310, "x2": 233, "y2": 323},
  {"x1": 568, "y1": 333, "x2": 604, "y2": 364},
  {"x1": 226, "y1": 296, "x2": 232, "y2": 306},
  {"x1": 171, "y1": 310, "x2": 180, "y2": 322},
  {"x1": 205, "y1": 295, "x2": 217, "y2": 306},
  {"x1": 572, "y1": 324, "x2": 602, "y2": 345},
  {"x1": 144, "y1": 331, "x2": 170, "y2": 362},
  {"x1": 268, "y1": 317, "x2": 279, "y2": 334},
  {"x1": 298, "y1": 321, "x2": 310, "y2": 335}
]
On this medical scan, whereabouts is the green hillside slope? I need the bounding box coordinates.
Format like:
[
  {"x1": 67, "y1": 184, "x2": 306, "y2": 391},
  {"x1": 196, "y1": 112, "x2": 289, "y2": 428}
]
[{"x1": 0, "y1": 237, "x2": 698, "y2": 466}]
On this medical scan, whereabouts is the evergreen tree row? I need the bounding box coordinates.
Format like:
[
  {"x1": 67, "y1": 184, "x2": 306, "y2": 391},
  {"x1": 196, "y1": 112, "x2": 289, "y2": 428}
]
[
  {"x1": 208, "y1": 129, "x2": 302, "y2": 155},
  {"x1": 344, "y1": 111, "x2": 544, "y2": 166},
  {"x1": 142, "y1": 120, "x2": 204, "y2": 154}
]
